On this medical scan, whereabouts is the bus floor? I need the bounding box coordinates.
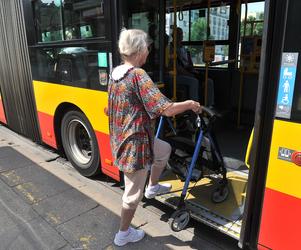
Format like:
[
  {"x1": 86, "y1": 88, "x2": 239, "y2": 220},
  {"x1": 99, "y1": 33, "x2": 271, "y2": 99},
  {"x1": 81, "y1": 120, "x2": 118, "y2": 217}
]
[
  {"x1": 213, "y1": 112, "x2": 254, "y2": 162},
  {"x1": 157, "y1": 167, "x2": 248, "y2": 240},
  {"x1": 157, "y1": 115, "x2": 251, "y2": 240}
]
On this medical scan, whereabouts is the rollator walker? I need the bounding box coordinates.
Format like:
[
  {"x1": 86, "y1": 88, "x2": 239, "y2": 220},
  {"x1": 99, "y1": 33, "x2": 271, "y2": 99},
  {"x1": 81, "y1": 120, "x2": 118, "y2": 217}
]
[{"x1": 156, "y1": 107, "x2": 229, "y2": 232}]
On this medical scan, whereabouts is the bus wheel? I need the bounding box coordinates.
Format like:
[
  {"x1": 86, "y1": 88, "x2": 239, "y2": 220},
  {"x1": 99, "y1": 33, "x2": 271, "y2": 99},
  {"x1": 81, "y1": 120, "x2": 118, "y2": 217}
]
[{"x1": 61, "y1": 110, "x2": 101, "y2": 177}]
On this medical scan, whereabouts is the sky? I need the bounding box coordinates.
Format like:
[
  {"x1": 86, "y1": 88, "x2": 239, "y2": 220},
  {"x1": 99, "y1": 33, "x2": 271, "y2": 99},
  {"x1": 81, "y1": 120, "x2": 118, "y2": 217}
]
[{"x1": 241, "y1": 2, "x2": 265, "y2": 18}]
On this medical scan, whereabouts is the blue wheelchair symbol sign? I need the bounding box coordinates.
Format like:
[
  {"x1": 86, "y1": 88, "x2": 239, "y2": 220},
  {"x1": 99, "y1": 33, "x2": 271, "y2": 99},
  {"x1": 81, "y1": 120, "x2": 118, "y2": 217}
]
[{"x1": 276, "y1": 65, "x2": 297, "y2": 118}]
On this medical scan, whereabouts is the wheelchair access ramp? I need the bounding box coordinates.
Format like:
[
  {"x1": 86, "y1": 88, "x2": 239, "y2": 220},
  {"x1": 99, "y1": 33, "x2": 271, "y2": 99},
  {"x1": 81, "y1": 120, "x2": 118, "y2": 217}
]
[{"x1": 157, "y1": 168, "x2": 248, "y2": 240}]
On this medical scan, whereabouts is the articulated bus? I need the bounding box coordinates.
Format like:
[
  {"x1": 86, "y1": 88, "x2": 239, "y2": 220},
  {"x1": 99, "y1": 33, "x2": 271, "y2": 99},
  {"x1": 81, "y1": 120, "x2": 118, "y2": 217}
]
[{"x1": 0, "y1": 0, "x2": 300, "y2": 249}]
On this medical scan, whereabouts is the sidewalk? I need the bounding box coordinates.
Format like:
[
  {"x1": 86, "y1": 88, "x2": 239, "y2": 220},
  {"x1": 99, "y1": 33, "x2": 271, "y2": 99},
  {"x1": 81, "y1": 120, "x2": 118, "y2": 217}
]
[{"x1": 0, "y1": 124, "x2": 239, "y2": 250}]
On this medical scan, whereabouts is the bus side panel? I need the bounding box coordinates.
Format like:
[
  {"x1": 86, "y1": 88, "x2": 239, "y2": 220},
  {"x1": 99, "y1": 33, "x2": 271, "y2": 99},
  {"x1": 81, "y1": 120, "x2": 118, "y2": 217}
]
[
  {"x1": 258, "y1": 120, "x2": 301, "y2": 250},
  {"x1": 33, "y1": 81, "x2": 119, "y2": 181},
  {"x1": 257, "y1": 245, "x2": 271, "y2": 250},
  {"x1": 96, "y1": 131, "x2": 120, "y2": 181},
  {"x1": 37, "y1": 111, "x2": 57, "y2": 148},
  {"x1": 259, "y1": 188, "x2": 300, "y2": 250},
  {"x1": 257, "y1": 244, "x2": 271, "y2": 250},
  {"x1": 0, "y1": 96, "x2": 7, "y2": 124}
]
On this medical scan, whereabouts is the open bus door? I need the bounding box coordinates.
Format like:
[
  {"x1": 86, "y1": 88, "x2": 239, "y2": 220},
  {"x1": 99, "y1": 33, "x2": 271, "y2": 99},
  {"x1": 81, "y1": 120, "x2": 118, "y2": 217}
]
[
  {"x1": 117, "y1": 0, "x2": 255, "y2": 244},
  {"x1": 116, "y1": 0, "x2": 301, "y2": 248}
]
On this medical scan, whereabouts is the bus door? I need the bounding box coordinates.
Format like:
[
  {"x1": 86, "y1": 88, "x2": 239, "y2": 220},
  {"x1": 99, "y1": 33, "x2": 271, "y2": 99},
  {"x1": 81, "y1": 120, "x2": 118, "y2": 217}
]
[
  {"x1": 257, "y1": 0, "x2": 301, "y2": 249},
  {"x1": 117, "y1": 0, "x2": 163, "y2": 83}
]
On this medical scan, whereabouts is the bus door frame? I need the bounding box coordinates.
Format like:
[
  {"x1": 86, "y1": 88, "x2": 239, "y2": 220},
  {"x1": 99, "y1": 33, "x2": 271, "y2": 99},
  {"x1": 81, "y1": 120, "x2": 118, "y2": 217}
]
[
  {"x1": 112, "y1": 0, "x2": 166, "y2": 183},
  {"x1": 238, "y1": 0, "x2": 289, "y2": 248},
  {"x1": 110, "y1": 0, "x2": 120, "y2": 67},
  {"x1": 113, "y1": 0, "x2": 166, "y2": 84}
]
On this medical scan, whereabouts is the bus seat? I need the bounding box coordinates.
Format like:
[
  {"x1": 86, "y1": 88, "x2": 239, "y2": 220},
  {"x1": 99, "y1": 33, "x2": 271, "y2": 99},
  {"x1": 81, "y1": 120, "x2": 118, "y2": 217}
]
[{"x1": 164, "y1": 74, "x2": 189, "y2": 101}]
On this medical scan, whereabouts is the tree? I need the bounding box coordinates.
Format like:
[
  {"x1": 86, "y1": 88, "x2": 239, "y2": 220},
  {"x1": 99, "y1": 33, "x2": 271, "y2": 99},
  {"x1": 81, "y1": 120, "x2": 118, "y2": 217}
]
[
  {"x1": 191, "y1": 18, "x2": 207, "y2": 41},
  {"x1": 241, "y1": 12, "x2": 264, "y2": 36},
  {"x1": 189, "y1": 17, "x2": 216, "y2": 65},
  {"x1": 254, "y1": 12, "x2": 264, "y2": 35}
]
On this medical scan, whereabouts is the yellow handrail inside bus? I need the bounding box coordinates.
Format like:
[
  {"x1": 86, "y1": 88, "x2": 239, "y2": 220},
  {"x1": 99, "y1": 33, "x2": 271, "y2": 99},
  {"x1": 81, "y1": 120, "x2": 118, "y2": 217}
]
[{"x1": 244, "y1": 127, "x2": 254, "y2": 168}]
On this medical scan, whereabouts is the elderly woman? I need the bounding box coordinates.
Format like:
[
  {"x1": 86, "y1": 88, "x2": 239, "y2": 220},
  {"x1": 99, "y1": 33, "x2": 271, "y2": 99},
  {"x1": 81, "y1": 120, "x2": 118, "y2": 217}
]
[{"x1": 108, "y1": 29, "x2": 201, "y2": 246}]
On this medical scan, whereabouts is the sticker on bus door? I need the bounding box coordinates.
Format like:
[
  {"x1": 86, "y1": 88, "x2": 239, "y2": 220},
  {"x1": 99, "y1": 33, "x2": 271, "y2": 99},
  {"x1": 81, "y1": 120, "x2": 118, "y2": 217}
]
[{"x1": 275, "y1": 52, "x2": 298, "y2": 119}]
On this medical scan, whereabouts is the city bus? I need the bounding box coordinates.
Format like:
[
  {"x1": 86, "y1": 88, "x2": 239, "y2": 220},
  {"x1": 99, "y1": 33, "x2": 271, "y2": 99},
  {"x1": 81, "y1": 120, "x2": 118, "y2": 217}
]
[{"x1": 0, "y1": 0, "x2": 300, "y2": 249}]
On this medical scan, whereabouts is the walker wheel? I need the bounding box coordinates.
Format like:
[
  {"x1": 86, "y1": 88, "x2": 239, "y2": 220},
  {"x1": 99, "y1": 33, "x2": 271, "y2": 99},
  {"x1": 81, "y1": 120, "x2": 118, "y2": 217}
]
[
  {"x1": 169, "y1": 209, "x2": 190, "y2": 232},
  {"x1": 211, "y1": 186, "x2": 229, "y2": 203}
]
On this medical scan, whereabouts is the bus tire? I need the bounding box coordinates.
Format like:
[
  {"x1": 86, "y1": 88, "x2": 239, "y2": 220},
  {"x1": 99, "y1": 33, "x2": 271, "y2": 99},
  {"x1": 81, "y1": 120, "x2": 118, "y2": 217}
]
[{"x1": 61, "y1": 110, "x2": 101, "y2": 177}]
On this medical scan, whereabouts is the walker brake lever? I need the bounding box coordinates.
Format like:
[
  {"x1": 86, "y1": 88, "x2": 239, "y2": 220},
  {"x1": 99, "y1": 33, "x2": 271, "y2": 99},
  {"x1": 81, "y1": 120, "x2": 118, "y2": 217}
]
[
  {"x1": 196, "y1": 115, "x2": 201, "y2": 128},
  {"x1": 166, "y1": 117, "x2": 177, "y2": 135}
]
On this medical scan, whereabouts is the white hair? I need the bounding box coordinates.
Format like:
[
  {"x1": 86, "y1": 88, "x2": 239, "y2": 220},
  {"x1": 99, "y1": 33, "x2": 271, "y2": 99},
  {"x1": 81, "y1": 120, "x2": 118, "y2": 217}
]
[{"x1": 118, "y1": 28, "x2": 148, "y2": 59}]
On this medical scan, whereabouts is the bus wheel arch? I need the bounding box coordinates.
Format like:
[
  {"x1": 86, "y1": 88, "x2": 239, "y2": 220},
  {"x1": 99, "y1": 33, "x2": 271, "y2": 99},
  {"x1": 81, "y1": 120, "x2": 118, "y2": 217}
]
[{"x1": 54, "y1": 103, "x2": 101, "y2": 177}]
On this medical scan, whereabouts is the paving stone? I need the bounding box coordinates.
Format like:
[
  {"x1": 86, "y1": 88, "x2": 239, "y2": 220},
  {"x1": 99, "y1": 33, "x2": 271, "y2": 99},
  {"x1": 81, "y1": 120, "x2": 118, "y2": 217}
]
[
  {"x1": 0, "y1": 169, "x2": 23, "y2": 187},
  {"x1": 13, "y1": 145, "x2": 59, "y2": 164},
  {"x1": 0, "y1": 217, "x2": 67, "y2": 250},
  {"x1": 57, "y1": 206, "x2": 120, "y2": 250},
  {"x1": 0, "y1": 147, "x2": 35, "y2": 172},
  {"x1": 0, "y1": 146, "x2": 15, "y2": 158},
  {"x1": 57, "y1": 244, "x2": 75, "y2": 250},
  {"x1": 0, "y1": 223, "x2": 27, "y2": 250},
  {"x1": 102, "y1": 236, "x2": 170, "y2": 250},
  {"x1": 13, "y1": 178, "x2": 72, "y2": 205},
  {"x1": 33, "y1": 188, "x2": 99, "y2": 226},
  {"x1": 0, "y1": 181, "x2": 38, "y2": 233},
  {"x1": 0, "y1": 126, "x2": 240, "y2": 250},
  {"x1": 0, "y1": 164, "x2": 61, "y2": 187}
]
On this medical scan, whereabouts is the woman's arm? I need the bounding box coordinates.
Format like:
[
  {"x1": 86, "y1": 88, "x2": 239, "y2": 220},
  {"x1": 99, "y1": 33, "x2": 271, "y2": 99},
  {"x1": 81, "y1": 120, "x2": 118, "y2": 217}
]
[{"x1": 162, "y1": 100, "x2": 201, "y2": 117}]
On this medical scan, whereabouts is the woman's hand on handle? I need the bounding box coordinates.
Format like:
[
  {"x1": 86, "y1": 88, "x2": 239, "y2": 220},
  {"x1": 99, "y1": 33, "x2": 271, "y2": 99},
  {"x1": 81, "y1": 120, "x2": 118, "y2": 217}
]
[
  {"x1": 162, "y1": 100, "x2": 202, "y2": 117},
  {"x1": 189, "y1": 100, "x2": 202, "y2": 114}
]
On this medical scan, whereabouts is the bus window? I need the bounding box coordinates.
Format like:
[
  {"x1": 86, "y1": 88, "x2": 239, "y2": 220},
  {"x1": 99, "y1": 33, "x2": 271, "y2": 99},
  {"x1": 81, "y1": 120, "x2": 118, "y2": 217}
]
[
  {"x1": 240, "y1": 2, "x2": 264, "y2": 37},
  {"x1": 30, "y1": 45, "x2": 108, "y2": 91},
  {"x1": 120, "y1": 0, "x2": 161, "y2": 81},
  {"x1": 34, "y1": 0, "x2": 64, "y2": 42},
  {"x1": 63, "y1": 0, "x2": 106, "y2": 40},
  {"x1": 166, "y1": 5, "x2": 230, "y2": 67},
  {"x1": 238, "y1": 1, "x2": 265, "y2": 69},
  {"x1": 34, "y1": 0, "x2": 108, "y2": 42}
]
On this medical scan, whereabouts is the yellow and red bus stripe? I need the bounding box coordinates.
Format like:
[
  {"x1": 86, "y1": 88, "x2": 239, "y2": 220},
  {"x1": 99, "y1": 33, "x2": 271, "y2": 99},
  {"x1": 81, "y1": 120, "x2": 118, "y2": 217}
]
[
  {"x1": 259, "y1": 120, "x2": 301, "y2": 250},
  {"x1": 264, "y1": 120, "x2": 301, "y2": 198},
  {"x1": 33, "y1": 80, "x2": 120, "y2": 181},
  {"x1": 0, "y1": 94, "x2": 7, "y2": 124}
]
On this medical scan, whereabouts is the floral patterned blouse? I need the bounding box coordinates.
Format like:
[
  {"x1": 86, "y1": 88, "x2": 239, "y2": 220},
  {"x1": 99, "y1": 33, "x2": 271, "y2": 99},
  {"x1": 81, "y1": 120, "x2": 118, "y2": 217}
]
[{"x1": 108, "y1": 65, "x2": 172, "y2": 173}]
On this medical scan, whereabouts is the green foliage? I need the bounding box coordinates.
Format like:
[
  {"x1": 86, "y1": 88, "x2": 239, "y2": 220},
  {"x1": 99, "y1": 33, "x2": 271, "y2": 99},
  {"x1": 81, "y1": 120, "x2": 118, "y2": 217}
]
[
  {"x1": 241, "y1": 12, "x2": 264, "y2": 36},
  {"x1": 191, "y1": 18, "x2": 207, "y2": 41}
]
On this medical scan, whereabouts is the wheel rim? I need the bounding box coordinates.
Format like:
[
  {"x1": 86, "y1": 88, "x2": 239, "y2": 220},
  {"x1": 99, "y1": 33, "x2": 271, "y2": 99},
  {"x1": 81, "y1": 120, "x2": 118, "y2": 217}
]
[
  {"x1": 172, "y1": 211, "x2": 190, "y2": 231},
  {"x1": 212, "y1": 186, "x2": 229, "y2": 203},
  {"x1": 67, "y1": 118, "x2": 93, "y2": 167}
]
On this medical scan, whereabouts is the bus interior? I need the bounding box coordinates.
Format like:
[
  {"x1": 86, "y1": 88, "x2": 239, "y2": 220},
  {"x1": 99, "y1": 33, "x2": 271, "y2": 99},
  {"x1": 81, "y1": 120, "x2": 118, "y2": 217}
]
[{"x1": 121, "y1": 0, "x2": 265, "y2": 239}]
